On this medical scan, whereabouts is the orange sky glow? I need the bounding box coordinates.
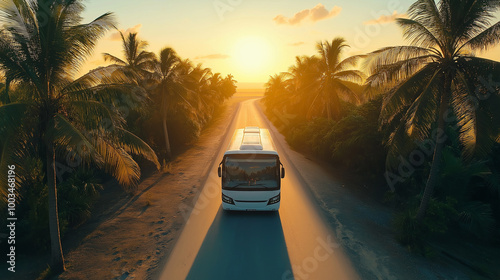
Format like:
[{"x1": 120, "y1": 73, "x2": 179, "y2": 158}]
[{"x1": 80, "y1": 0, "x2": 500, "y2": 89}]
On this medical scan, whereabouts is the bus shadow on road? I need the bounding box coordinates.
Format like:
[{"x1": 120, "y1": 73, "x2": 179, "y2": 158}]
[{"x1": 186, "y1": 207, "x2": 292, "y2": 280}]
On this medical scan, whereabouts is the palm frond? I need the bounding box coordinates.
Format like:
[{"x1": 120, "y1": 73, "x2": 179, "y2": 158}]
[
  {"x1": 333, "y1": 80, "x2": 360, "y2": 104},
  {"x1": 334, "y1": 55, "x2": 365, "y2": 73},
  {"x1": 65, "y1": 12, "x2": 116, "y2": 77},
  {"x1": 0, "y1": 102, "x2": 29, "y2": 134},
  {"x1": 66, "y1": 100, "x2": 116, "y2": 129},
  {"x1": 385, "y1": 117, "x2": 415, "y2": 170},
  {"x1": 61, "y1": 65, "x2": 147, "y2": 108},
  {"x1": 450, "y1": 0, "x2": 500, "y2": 45},
  {"x1": 397, "y1": 18, "x2": 442, "y2": 49},
  {"x1": 365, "y1": 46, "x2": 436, "y2": 76},
  {"x1": 366, "y1": 55, "x2": 435, "y2": 90},
  {"x1": 460, "y1": 20, "x2": 500, "y2": 53},
  {"x1": 334, "y1": 70, "x2": 365, "y2": 84},
  {"x1": 48, "y1": 114, "x2": 101, "y2": 165},
  {"x1": 135, "y1": 51, "x2": 156, "y2": 67},
  {"x1": 380, "y1": 63, "x2": 440, "y2": 123},
  {"x1": 70, "y1": 64, "x2": 130, "y2": 87},
  {"x1": 102, "y1": 53, "x2": 127, "y2": 65},
  {"x1": 407, "y1": 0, "x2": 445, "y2": 42},
  {"x1": 404, "y1": 70, "x2": 440, "y2": 140},
  {"x1": 115, "y1": 128, "x2": 160, "y2": 169},
  {"x1": 0, "y1": 29, "x2": 44, "y2": 95},
  {"x1": 457, "y1": 201, "x2": 495, "y2": 238},
  {"x1": 91, "y1": 137, "x2": 141, "y2": 190},
  {"x1": 68, "y1": 83, "x2": 147, "y2": 113},
  {"x1": 453, "y1": 70, "x2": 499, "y2": 159}
]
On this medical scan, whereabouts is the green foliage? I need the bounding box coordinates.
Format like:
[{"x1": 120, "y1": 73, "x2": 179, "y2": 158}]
[
  {"x1": 285, "y1": 117, "x2": 333, "y2": 154},
  {"x1": 389, "y1": 145, "x2": 500, "y2": 244},
  {"x1": 58, "y1": 169, "x2": 103, "y2": 229},
  {"x1": 8, "y1": 158, "x2": 102, "y2": 252},
  {"x1": 100, "y1": 30, "x2": 237, "y2": 162},
  {"x1": 365, "y1": 0, "x2": 500, "y2": 225},
  {"x1": 394, "y1": 197, "x2": 458, "y2": 251},
  {"x1": 436, "y1": 147, "x2": 498, "y2": 239},
  {"x1": 457, "y1": 201, "x2": 495, "y2": 239},
  {"x1": 0, "y1": 1, "x2": 162, "y2": 269},
  {"x1": 134, "y1": 52, "x2": 236, "y2": 160},
  {"x1": 16, "y1": 158, "x2": 50, "y2": 252},
  {"x1": 328, "y1": 98, "x2": 385, "y2": 173},
  {"x1": 264, "y1": 3, "x2": 500, "y2": 246},
  {"x1": 281, "y1": 97, "x2": 386, "y2": 180}
]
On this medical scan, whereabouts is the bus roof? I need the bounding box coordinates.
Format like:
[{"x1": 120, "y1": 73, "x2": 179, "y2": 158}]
[{"x1": 224, "y1": 127, "x2": 279, "y2": 156}]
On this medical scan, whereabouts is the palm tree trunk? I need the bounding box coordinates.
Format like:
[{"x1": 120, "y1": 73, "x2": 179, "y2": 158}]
[
  {"x1": 161, "y1": 83, "x2": 172, "y2": 161},
  {"x1": 162, "y1": 111, "x2": 172, "y2": 160},
  {"x1": 331, "y1": 92, "x2": 341, "y2": 120},
  {"x1": 46, "y1": 144, "x2": 65, "y2": 273},
  {"x1": 2, "y1": 76, "x2": 11, "y2": 104},
  {"x1": 416, "y1": 130, "x2": 445, "y2": 221},
  {"x1": 416, "y1": 74, "x2": 451, "y2": 221}
]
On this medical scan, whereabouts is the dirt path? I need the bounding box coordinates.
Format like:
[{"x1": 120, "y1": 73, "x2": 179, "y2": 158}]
[{"x1": 53, "y1": 95, "x2": 254, "y2": 280}]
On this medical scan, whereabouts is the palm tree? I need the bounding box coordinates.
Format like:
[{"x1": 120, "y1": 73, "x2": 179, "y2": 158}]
[
  {"x1": 220, "y1": 74, "x2": 237, "y2": 100},
  {"x1": 207, "y1": 72, "x2": 236, "y2": 105},
  {"x1": 103, "y1": 32, "x2": 156, "y2": 83},
  {"x1": 153, "y1": 47, "x2": 186, "y2": 160},
  {"x1": 365, "y1": 0, "x2": 500, "y2": 221},
  {"x1": 197, "y1": 68, "x2": 218, "y2": 123},
  {"x1": 0, "y1": 0, "x2": 159, "y2": 272},
  {"x1": 313, "y1": 38, "x2": 364, "y2": 119},
  {"x1": 288, "y1": 55, "x2": 320, "y2": 117},
  {"x1": 208, "y1": 72, "x2": 223, "y2": 100},
  {"x1": 264, "y1": 72, "x2": 291, "y2": 111}
]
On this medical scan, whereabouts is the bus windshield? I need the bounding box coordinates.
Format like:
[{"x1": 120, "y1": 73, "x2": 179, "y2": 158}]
[{"x1": 222, "y1": 155, "x2": 279, "y2": 190}]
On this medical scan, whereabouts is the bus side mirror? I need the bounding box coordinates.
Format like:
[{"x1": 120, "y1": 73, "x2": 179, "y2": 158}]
[
  {"x1": 218, "y1": 166, "x2": 222, "y2": 177},
  {"x1": 281, "y1": 166, "x2": 285, "y2": 178}
]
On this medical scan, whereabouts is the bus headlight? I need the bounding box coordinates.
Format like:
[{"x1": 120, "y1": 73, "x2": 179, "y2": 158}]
[
  {"x1": 222, "y1": 193, "x2": 235, "y2": 205},
  {"x1": 267, "y1": 193, "x2": 280, "y2": 205}
]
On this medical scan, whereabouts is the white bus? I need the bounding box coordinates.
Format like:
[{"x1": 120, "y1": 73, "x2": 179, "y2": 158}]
[{"x1": 218, "y1": 126, "x2": 285, "y2": 211}]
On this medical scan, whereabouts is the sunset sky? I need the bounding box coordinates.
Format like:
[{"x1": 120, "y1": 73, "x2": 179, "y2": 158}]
[{"x1": 81, "y1": 0, "x2": 500, "y2": 88}]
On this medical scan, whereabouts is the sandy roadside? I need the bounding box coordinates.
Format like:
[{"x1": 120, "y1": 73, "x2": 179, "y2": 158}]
[{"x1": 51, "y1": 96, "x2": 250, "y2": 280}]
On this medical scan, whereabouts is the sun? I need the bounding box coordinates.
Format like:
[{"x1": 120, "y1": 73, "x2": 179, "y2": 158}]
[{"x1": 232, "y1": 36, "x2": 272, "y2": 77}]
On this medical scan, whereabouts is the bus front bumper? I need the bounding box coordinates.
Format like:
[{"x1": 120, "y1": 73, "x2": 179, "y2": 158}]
[
  {"x1": 221, "y1": 190, "x2": 280, "y2": 211},
  {"x1": 222, "y1": 201, "x2": 280, "y2": 211}
]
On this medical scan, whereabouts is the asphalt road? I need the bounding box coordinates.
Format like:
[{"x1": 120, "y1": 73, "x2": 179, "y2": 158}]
[{"x1": 158, "y1": 99, "x2": 358, "y2": 280}]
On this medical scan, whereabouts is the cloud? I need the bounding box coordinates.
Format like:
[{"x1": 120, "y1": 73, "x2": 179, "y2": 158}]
[
  {"x1": 364, "y1": 11, "x2": 407, "y2": 25},
  {"x1": 289, "y1": 41, "x2": 305, "y2": 46},
  {"x1": 109, "y1": 24, "x2": 143, "y2": 41},
  {"x1": 274, "y1": 4, "x2": 342, "y2": 26},
  {"x1": 194, "y1": 54, "x2": 230, "y2": 60}
]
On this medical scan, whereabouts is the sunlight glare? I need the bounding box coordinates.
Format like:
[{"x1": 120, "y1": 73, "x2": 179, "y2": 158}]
[{"x1": 232, "y1": 36, "x2": 272, "y2": 78}]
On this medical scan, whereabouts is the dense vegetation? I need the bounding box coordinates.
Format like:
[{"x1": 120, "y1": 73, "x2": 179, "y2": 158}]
[
  {"x1": 0, "y1": 0, "x2": 235, "y2": 272},
  {"x1": 264, "y1": 0, "x2": 500, "y2": 252}
]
